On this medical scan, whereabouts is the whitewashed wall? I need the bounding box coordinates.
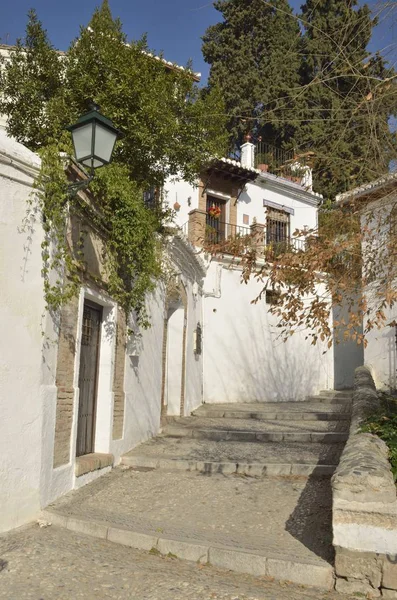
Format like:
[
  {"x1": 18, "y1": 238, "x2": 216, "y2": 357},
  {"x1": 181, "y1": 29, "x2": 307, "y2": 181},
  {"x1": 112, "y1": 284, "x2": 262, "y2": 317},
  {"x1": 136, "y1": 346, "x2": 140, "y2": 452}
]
[
  {"x1": 0, "y1": 131, "x2": 44, "y2": 532},
  {"x1": 0, "y1": 129, "x2": 206, "y2": 530},
  {"x1": 164, "y1": 170, "x2": 320, "y2": 235},
  {"x1": 182, "y1": 277, "x2": 203, "y2": 415},
  {"x1": 363, "y1": 300, "x2": 397, "y2": 391},
  {"x1": 203, "y1": 260, "x2": 334, "y2": 403},
  {"x1": 239, "y1": 175, "x2": 319, "y2": 232},
  {"x1": 164, "y1": 178, "x2": 198, "y2": 230},
  {"x1": 360, "y1": 197, "x2": 397, "y2": 391}
]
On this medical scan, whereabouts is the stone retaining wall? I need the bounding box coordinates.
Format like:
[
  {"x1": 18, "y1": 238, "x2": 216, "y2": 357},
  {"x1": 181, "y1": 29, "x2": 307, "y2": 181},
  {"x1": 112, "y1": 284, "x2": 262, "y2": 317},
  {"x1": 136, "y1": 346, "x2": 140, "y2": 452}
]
[{"x1": 332, "y1": 366, "x2": 397, "y2": 598}]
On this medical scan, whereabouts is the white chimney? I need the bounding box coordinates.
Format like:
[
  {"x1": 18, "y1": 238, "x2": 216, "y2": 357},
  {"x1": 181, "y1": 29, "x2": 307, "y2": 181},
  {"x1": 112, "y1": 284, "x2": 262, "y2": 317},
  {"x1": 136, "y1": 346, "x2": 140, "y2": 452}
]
[{"x1": 240, "y1": 141, "x2": 255, "y2": 169}]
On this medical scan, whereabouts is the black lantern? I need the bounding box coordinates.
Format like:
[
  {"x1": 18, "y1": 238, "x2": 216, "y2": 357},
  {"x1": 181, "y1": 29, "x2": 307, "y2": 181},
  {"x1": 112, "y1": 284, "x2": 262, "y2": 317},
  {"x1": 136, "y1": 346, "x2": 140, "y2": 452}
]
[{"x1": 67, "y1": 103, "x2": 122, "y2": 174}]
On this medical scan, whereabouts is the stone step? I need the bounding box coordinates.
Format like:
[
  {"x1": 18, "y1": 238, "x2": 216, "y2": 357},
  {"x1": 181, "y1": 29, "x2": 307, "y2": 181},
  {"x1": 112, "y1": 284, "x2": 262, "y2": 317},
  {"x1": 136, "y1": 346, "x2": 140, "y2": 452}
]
[
  {"x1": 121, "y1": 436, "x2": 344, "y2": 478},
  {"x1": 163, "y1": 426, "x2": 348, "y2": 444},
  {"x1": 305, "y1": 395, "x2": 352, "y2": 404},
  {"x1": 319, "y1": 389, "x2": 353, "y2": 397},
  {"x1": 40, "y1": 468, "x2": 335, "y2": 589},
  {"x1": 192, "y1": 404, "x2": 350, "y2": 422},
  {"x1": 121, "y1": 454, "x2": 337, "y2": 477},
  {"x1": 166, "y1": 416, "x2": 349, "y2": 433}
]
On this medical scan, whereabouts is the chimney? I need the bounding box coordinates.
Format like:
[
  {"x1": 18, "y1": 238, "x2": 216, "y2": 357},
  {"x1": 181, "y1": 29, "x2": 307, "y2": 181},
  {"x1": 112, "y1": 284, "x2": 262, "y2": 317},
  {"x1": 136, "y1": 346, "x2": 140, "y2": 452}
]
[{"x1": 240, "y1": 134, "x2": 255, "y2": 169}]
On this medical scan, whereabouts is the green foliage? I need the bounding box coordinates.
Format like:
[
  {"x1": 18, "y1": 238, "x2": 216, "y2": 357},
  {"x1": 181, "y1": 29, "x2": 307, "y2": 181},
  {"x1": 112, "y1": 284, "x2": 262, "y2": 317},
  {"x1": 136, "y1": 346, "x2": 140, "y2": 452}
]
[
  {"x1": 202, "y1": 0, "x2": 397, "y2": 199},
  {"x1": 297, "y1": 0, "x2": 397, "y2": 198},
  {"x1": 202, "y1": 0, "x2": 301, "y2": 148},
  {"x1": 361, "y1": 393, "x2": 397, "y2": 482},
  {"x1": 0, "y1": 2, "x2": 228, "y2": 322}
]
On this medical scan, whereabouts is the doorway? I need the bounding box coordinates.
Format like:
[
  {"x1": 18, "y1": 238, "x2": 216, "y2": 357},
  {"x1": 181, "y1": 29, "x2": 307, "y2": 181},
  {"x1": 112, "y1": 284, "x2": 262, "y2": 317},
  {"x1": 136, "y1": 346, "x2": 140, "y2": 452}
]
[{"x1": 76, "y1": 301, "x2": 102, "y2": 457}]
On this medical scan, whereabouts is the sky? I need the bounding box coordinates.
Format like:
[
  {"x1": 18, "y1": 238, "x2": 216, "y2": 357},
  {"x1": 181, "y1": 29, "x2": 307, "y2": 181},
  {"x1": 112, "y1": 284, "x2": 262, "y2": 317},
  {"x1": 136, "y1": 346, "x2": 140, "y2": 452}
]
[{"x1": 0, "y1": 0, "x2": 395, "y2": 85}]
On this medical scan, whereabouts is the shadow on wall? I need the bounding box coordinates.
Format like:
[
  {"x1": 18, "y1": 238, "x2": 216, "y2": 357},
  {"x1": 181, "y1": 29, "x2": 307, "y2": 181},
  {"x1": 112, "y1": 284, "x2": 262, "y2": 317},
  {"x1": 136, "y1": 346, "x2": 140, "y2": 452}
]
[
  {"x1": 123, "y1": 290, "x2": 165, "y2": 447},
  {"x1": 205, "y1": 312, "x2": 328, "y2": 402}
]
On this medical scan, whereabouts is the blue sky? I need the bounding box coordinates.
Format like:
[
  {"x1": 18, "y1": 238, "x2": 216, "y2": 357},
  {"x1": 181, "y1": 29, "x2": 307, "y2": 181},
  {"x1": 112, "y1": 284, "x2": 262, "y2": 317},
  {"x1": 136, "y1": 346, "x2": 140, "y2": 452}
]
[{"x1": 0, "y1": 0, "x2": 395, "y2": 84}]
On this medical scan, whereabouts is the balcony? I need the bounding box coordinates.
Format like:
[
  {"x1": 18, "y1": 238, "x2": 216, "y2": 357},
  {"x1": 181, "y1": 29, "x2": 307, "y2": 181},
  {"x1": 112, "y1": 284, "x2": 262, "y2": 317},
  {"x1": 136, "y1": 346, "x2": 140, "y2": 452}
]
[
  {"x1": 183, "y1": 211, "x2": 307, "y2": 257},
  {"x1": 229, "y1": 141, "x2": 311, "y2": 184}
]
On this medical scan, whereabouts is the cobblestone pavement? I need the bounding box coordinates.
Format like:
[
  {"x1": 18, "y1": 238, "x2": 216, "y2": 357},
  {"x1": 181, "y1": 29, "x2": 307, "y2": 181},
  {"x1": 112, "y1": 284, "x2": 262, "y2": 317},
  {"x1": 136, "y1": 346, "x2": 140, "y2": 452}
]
[
  {"x1": 125, "y1": 437, "x2": 344, "y2": 465},
  {"x1": 0, "y1": 525, "x2": 345, "y2": 600},
  {"x1": 48, "y1": 468, "x2": 334, "y2": 565},
  {"x1": 165, "y1": 417, "x2": 349, "y2": 433}
]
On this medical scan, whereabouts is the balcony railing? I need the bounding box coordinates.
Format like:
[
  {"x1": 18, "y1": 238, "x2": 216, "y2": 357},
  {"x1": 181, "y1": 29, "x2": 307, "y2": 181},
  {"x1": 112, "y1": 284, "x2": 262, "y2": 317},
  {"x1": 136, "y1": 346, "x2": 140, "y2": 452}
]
[
  {"x1": 205, "y1": 221, "x2": 251, "y2": 245},
  {"x1": 228, "y1": 141, "x2": 305, "y2": 182},
  {"x1": 183, "y1": 214, "x2": 308, "y2": 257},
  {"x1": 265, "y1": 234, "x2": 306, "y2": 256}
]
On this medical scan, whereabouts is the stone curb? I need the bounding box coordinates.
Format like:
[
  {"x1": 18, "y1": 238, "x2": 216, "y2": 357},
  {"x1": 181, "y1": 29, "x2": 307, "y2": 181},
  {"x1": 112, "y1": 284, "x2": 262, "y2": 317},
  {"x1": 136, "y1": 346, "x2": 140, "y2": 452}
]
[
  {"x1": 164, "y1": 427, "x2": 348, "y2": 444},
  {"x1": 193, "y1": 410, "x2": 350, "y2": 421},
  {"x1": 120, "y1": 455, "x2": 337, "y2": 477},
  {"x1": 40, "y1": 509, "x2": 335, "y2": 590}
]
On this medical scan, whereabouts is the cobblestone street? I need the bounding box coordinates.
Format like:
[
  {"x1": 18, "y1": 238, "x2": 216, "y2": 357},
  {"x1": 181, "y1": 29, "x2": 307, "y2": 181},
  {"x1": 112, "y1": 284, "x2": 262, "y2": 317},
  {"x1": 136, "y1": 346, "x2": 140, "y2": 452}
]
[{"x1": 0, "y1": 525, "x2": 344, "y2": 600}]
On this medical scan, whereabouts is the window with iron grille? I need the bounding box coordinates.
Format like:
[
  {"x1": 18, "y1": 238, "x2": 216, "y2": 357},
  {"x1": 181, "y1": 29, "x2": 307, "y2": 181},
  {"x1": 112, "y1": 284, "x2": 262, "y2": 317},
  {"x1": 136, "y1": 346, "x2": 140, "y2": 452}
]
[
  {"x1": 266, "y1": 207, "x2": 290, "y2": 246},
  {"x1": 265, "y1": 289, "x2": 281, "y2": 305}
]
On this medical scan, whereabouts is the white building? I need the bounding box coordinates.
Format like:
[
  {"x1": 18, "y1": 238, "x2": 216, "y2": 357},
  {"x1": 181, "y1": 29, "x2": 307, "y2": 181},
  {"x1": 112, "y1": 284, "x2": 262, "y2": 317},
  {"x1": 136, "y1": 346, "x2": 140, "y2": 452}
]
[
  {"x1": 336, "y1": 173, "x2": 397, "y2": 391},
  {"x1": 165, "y1": 141, "x2": 334, "y2": 403},
  {"x1": 0, "y1": 127, "x2": 206, "y2": 533}
]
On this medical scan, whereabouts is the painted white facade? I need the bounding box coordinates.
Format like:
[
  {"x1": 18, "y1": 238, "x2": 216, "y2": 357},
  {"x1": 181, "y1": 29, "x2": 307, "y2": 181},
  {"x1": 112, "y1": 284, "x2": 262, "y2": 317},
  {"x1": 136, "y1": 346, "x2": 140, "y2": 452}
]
[
  {"x1": 0, "y1": 129, "x2": 44, "y2": 531},
  {"x1": 0, "y1": 129, "x2": 205, "y2": 532},
  {"x1": 203, "y1": 260, "x2": 333, "y2": 403},
  {"x1": 164, "y1": 146, "x2": 334, "y2": 403},
  {"x1": 165, "y1": 163, "x2": 321, "y2": 236},
  {"x1": 336, "y1": 176, "x2": 397, "y2": 391}
]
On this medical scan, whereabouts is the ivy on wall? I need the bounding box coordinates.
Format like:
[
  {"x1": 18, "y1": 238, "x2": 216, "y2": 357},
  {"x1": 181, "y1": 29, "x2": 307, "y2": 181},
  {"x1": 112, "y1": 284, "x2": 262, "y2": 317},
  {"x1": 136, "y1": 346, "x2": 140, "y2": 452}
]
[{"x1": 1, "y1": 2, "x2": 227, "y2": 323}]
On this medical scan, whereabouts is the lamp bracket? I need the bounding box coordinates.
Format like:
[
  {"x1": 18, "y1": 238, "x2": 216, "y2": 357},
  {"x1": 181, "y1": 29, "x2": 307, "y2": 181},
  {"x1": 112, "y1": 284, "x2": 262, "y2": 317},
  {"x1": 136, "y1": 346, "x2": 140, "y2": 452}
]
[{"x1": 67, "y1": 175, "x2": 94, "y2": 197}]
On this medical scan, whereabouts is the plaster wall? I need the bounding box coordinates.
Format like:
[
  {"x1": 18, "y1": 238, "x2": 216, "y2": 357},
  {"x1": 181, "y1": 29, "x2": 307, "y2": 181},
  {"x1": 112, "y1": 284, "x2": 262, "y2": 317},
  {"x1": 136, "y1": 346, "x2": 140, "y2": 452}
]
[
  {"x1": 166, "y1": 306, "x2": 185, "y2": 415},
  {"x1": 183, "y1": 278, "x2": 203, "y2": 415},
  {"x1": 0, "y1": 134, "x2": 45, "y2": 532},
  {"x1": 164, "y1": 172, "x2": 319, "y2": 235},
  {"x1": 360, "y1": 197, "x2": 397, "y2": 391},
  {"x1": 203, "y1": 261, "x2": 333, "y2": 403},
  {"x1": 164, "y1": 178, "x2": 198, "y2": 230},
  {"x1": 364, "y1": 303, "x2": 397, "y2": 390},
  {"x1": 238, "y1": 177, "x2": 318, "y2": 231}
]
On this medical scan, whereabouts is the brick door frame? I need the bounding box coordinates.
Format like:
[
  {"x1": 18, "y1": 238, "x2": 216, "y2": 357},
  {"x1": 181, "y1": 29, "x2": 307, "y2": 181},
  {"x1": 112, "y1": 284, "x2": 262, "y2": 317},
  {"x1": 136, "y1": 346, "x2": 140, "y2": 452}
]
[{"x1": 52, "y1": 286, "x2": 119, "y2": 470}]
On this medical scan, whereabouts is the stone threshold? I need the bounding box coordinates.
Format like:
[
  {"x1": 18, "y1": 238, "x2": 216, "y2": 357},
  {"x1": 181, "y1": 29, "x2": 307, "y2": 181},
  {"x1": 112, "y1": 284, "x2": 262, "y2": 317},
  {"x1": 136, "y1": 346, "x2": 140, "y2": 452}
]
[
  {"x1": 40, "y1": 509, "x2": 334, "y2": 590},
  {"x1": 75, "y1": 453, "x2": 114, "y2": 477}
]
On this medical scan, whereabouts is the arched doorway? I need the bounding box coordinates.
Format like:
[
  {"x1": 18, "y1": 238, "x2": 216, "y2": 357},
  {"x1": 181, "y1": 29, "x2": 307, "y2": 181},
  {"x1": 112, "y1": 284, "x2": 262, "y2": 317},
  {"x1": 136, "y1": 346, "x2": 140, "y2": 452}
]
[{"x1": 160, "y1": 281, "x2": 188, "y2": 419}]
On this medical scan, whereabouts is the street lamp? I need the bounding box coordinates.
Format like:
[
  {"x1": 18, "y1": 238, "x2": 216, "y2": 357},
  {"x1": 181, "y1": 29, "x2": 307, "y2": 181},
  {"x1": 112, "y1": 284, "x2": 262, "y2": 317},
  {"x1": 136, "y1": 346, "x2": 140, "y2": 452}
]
[{"x1": 66, "y1": 103, "x2": 122, "y2": 192}]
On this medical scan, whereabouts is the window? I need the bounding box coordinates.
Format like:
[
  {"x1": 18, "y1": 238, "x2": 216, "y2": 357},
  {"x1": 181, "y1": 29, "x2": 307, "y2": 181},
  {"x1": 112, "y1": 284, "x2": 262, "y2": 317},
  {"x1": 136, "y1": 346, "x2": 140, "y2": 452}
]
[
  {"x1": 265, "y1": 289, "x2": 281, "y2": 305},
  {"x1": 266, "y1": 207, "x2": 290, "y2": 246},
  {"x1": 143, "y1": 187, "x2": 159, "y2": 210}
]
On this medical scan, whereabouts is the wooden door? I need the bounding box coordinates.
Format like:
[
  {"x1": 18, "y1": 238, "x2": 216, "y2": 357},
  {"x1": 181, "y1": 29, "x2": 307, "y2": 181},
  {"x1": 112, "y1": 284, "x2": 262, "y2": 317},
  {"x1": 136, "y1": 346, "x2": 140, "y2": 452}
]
[{"x1": 76, "y1": 301, "x2": 102, "y2": 457}]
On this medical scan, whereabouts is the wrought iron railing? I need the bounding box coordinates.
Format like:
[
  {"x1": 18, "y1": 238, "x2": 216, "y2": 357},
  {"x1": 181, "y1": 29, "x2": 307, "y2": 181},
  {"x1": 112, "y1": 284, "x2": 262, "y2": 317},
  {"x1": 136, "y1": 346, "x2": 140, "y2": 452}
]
[
  {"x1": 181, "y1": 220, "x2": 308, "y2": 256},
  {"x1": 265, "y1": 234, "x2": 306, "y2": 256},
  {"x1": 255, "y1": 141, "x2": 300, "y2": 178},
  {"x1": 205, "y1": 221, "x2": 251, "y2": 245}
]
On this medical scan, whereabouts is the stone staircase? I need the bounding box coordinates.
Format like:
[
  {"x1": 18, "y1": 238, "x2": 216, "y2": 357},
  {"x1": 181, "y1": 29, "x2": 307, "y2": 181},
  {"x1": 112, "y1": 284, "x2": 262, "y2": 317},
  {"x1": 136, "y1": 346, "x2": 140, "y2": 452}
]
[
  {"x1": 121, "y1": 390, "x2": 351, "y2": 478},
  {"x1": 42, "y1": 390, "x2": 352, "y2": 592}
]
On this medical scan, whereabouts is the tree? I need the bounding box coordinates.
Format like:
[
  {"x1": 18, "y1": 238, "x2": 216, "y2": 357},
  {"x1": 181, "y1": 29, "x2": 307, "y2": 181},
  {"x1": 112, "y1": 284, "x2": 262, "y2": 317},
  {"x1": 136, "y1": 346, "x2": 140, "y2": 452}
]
[
  {"x1": 297, "y1": 0, "x2": 397, "y2": 198},
  {"x1": 202, "y1": 0, "x2": 302, "y2": 148},
  {"x1": 202, "y1": 0, "x2": 397, "y2": 199},
  {"x1": 0, "y1": 2, "x2": 228, "y2": 320}
]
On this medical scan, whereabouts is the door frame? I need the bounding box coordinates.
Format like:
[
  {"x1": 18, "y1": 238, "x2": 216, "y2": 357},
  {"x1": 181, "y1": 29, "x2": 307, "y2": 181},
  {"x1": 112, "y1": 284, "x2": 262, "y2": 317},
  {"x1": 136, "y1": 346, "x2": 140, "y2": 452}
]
[{"x1": 76, "y1": 299, "x2": 103, "y2": 457}]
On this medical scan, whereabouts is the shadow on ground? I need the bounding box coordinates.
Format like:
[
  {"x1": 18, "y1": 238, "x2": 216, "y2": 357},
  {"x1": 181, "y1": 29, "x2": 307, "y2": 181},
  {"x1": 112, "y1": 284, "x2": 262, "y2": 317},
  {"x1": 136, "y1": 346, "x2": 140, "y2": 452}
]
[{"x1": 285, "y1": 443, "x2": 345, "y2": 564}]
